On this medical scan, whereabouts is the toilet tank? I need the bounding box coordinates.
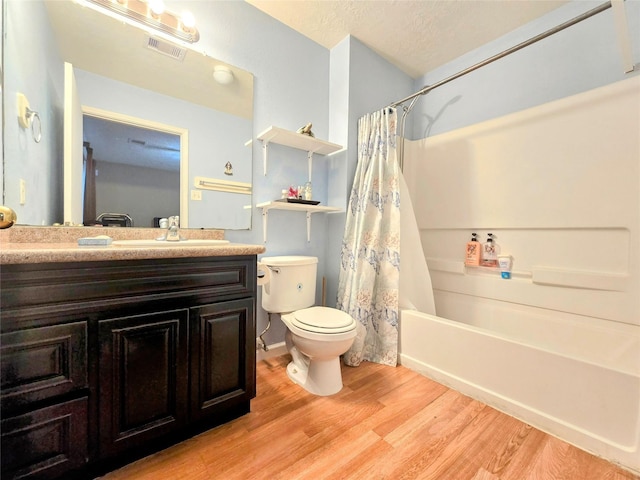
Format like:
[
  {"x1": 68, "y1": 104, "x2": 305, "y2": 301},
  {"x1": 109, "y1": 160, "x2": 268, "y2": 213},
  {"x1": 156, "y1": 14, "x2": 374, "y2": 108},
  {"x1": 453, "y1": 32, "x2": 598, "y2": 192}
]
[{"x1": 259, "y1": 256, "x2": 318, "y2": 313}]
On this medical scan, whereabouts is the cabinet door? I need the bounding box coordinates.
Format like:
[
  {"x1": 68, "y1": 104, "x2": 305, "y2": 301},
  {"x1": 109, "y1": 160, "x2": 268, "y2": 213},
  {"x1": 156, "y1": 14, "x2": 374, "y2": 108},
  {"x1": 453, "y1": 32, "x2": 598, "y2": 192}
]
[
  {"x1": 1, "y1": 397, "x2": 88, "y2": 480},
  {"x1": 98, "y1": 309, "x2": 188, "y2": 458},
  {"x1": 190, "y1": 298, "x2": 255, "y2": 422}
]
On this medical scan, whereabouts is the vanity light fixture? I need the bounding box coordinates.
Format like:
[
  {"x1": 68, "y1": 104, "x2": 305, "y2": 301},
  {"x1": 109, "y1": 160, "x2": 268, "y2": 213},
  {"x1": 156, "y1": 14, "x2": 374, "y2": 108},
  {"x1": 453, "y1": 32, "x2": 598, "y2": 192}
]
[
  {"x1": 85, "y1": 0, "x2": 199, "y2": 43},
  {"x1": 213, "y1": 65, "x2": 234, "y2": 85}
]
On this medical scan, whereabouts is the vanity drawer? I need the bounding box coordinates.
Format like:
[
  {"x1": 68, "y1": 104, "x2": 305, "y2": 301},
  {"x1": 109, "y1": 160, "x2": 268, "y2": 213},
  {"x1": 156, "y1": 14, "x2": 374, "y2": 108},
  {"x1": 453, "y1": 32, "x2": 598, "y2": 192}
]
[
  {"x1": 1, "y1": 322, "x2": 88, "y2": 410},
  {"x1": 0, "y1": 257, "x2": 256, "y2": 316},
  {"x1": 1, "y1": 397, "x2": 88, "y2": 480}
]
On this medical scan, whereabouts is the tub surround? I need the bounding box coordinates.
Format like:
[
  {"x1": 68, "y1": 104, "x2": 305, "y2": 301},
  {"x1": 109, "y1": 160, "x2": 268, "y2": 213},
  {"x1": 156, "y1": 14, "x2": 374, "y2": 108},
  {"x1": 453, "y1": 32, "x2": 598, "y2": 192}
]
[{"x1": 0, "y1": 226, "x2": 265, "y2": 264}]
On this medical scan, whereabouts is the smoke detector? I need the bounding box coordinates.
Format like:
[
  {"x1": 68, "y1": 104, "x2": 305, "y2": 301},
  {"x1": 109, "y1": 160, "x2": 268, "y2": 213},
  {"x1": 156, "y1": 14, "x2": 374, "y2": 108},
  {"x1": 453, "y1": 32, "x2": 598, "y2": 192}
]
[{"x1": 213, "y1": 65, "x2": 234, "y2": 85}]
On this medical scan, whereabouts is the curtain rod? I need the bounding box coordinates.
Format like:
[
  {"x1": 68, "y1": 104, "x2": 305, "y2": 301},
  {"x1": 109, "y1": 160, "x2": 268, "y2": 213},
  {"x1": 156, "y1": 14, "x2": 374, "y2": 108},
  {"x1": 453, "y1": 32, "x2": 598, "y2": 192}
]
[{"x1": 388, "y1": 1, "x2": 612, "y2": 108}]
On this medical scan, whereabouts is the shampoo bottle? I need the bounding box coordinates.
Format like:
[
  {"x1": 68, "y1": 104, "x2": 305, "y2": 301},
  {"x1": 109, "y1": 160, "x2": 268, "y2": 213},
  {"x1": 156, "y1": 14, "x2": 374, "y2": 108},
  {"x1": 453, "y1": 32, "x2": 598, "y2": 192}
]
[
  {"x1": 481, "y1": 233, "x2": 499, "y2": 267},
  {"x1": 465, "y1": 233, "x2": 481, "y2": 266}
]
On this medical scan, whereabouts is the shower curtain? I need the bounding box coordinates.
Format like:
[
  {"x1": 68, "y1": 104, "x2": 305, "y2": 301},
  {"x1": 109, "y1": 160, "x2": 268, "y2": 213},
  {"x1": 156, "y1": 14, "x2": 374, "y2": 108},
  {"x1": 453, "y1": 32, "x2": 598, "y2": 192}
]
[{"x1": 337, "y1": 108, "x2": 401, "y2": 367}]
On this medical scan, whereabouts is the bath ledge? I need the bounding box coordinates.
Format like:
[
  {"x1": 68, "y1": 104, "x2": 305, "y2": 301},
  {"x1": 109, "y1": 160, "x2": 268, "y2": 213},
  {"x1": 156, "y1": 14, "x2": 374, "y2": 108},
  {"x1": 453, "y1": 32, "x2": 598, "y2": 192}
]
[
  {"x1": 426, "y1": 258, "x2": 628, "y2": 292},
  {"x1": 531, "y1": 266, "x2": 629, "y2": 292},
  {"x1": 427, "y1": 258, "x2": 531, "y2": 278}
]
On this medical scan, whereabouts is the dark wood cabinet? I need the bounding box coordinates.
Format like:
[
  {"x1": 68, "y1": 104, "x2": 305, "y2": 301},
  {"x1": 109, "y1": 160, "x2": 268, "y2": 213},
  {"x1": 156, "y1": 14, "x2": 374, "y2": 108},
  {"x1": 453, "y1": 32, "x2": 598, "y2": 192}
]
[
  {"x1": 0, "y1": 255, "x2": 257, "y2": 479},
  {"x1": 98, "y1": 309, "x2": 189, "y2": 457}
]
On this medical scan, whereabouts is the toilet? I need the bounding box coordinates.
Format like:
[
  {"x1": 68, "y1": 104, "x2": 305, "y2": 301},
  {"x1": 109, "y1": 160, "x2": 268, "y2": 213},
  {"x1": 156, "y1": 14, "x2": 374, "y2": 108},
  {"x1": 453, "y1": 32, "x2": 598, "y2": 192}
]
[{"x1": 257, "y1": 256, "x2": 357, "y2": 396}]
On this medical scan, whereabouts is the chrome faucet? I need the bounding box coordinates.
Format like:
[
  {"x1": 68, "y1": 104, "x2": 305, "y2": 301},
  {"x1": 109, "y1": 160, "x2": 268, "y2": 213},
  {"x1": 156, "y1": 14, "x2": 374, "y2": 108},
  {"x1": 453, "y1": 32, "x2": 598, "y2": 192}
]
[
  {"x1": 156, "y1": 216, "x2": 183, "y2": 242},
  {"x1": 166, "y1": 215, "x2": 181, "y2": 241}
]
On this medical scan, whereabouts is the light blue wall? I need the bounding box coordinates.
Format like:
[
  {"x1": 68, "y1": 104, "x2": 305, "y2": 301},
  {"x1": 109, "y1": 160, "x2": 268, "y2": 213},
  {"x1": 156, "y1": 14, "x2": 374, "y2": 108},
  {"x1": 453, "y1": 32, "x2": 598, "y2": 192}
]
[
  {"x1": 3, "y1": 0, "x2": 63, "y2": 225},
  {"x1": 410, "y1": 0, "x2": 640, "y2": 139}
]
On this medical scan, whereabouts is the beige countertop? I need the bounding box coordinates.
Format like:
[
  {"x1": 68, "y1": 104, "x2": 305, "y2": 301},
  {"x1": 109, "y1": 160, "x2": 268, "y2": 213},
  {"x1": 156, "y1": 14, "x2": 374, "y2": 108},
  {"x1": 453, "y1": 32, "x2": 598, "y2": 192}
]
[{"x1": 0, "y1": 226, "x2": 265, "y2": 264}]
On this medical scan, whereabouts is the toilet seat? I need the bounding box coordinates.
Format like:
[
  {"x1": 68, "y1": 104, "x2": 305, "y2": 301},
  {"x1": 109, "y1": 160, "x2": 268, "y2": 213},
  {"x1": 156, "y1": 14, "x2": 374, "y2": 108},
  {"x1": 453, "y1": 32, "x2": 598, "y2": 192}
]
[{"x1": 290, "y1": 306, "x2": 356, "y2": 334}]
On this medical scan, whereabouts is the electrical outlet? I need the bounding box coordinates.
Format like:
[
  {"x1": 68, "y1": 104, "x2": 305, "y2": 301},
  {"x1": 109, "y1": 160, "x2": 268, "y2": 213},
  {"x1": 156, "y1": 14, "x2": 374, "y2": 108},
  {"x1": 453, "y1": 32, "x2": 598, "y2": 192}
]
[
  {"x1": 191, "y1": 189, "x2": 202, "y2": 201},
  {"x1": 19, "y1": 179, "x2": 26, "y2": 205}
]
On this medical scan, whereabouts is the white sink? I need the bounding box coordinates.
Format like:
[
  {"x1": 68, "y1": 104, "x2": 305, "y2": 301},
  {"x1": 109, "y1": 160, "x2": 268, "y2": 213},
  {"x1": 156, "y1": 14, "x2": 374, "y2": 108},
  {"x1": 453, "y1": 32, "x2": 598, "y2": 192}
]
[{"x1": 112, "y1": 239, "x2": 230, "y2": 247}]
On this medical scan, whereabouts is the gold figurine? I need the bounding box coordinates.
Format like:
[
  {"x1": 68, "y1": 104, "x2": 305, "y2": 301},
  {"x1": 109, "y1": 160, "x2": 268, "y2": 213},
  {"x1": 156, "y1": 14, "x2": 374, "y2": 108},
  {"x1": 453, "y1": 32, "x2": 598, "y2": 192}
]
[{"x1": 296, "y1": 123, "x2": 314, "y2": 137}]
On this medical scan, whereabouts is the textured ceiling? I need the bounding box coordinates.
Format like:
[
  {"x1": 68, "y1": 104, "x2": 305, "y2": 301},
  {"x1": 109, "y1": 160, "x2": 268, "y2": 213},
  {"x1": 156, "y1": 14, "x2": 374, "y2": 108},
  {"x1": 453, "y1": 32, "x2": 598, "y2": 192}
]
[{"x1": 246, "y1": 0, "x2": 570, "y2": 78}]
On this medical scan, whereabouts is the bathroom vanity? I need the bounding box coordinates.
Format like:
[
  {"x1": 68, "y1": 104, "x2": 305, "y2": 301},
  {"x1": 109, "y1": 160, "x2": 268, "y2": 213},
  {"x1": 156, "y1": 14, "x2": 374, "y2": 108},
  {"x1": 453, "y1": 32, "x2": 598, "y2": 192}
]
[{"x1": 0, "y1": 230, "x2": 264, "y2": 479}]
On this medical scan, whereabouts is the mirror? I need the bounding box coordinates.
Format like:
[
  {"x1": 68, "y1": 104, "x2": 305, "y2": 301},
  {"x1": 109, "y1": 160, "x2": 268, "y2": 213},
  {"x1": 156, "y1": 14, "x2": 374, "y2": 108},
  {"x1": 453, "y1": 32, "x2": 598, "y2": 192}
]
[
  {"x1": 3, "y1": 0, "x2": 254, "y2": 229},
  {"x1": 83, "y1": 112, "x2": 181, "y2": 228}
]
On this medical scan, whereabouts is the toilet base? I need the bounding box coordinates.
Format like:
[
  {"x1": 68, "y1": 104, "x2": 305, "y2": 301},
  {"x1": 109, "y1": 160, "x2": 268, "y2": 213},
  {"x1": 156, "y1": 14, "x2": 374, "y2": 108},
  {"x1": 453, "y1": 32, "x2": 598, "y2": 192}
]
[{"x1": 286, "y1": 356, "x2": 345, "y2": 396}]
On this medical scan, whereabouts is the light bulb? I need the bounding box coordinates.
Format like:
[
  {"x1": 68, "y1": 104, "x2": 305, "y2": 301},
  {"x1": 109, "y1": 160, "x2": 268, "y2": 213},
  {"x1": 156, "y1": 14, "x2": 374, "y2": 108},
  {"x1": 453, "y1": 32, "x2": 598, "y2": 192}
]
[
  {"x1": 148, "y1": 0, "x2": 165, "y2": 15},
  {"x1": 181, "y1": 11, "x2": 195, "y2": 29}
]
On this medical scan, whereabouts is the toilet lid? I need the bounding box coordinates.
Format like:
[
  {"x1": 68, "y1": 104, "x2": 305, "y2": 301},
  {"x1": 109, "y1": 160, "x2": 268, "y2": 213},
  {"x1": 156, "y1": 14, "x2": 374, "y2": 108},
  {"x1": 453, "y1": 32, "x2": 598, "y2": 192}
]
[{"x1": 291, "y1": 307, "x2": 356, "y2": 334}]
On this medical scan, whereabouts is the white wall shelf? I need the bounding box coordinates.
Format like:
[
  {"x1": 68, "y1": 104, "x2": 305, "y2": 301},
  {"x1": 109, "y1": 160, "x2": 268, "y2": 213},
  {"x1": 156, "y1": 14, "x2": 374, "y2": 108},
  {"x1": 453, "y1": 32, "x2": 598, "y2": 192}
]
[
  {"x1": 256, "y1": 200, "x2": 341, "y2": 243},
  {"x1": 256, "y1": 126, "x2": 343, "y2": 180}
]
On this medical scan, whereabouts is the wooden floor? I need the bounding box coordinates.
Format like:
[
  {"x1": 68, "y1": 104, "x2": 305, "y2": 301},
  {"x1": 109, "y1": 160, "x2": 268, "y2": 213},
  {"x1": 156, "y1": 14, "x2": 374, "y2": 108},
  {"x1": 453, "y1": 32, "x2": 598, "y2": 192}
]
[{"x1": 104, "y1": 355, "x2": 638, "y2": 480}]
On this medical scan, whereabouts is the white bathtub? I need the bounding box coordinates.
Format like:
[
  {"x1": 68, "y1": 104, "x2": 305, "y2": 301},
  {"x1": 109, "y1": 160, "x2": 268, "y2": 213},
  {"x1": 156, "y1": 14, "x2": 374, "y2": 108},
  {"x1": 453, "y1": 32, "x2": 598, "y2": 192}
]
[{"x1": 398, "y1": 308, "x2": 640, "y2": 474}]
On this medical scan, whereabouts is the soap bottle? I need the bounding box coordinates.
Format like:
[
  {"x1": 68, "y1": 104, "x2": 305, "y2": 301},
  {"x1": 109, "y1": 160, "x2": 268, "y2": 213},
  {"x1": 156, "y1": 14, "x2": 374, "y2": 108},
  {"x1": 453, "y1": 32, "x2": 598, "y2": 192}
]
[
  {"x1": 481, "y1": 233, "x2": 499, "y2": 267},
  {"x1": 464, "y1": 233, "x2": 481, "y2": 266}
]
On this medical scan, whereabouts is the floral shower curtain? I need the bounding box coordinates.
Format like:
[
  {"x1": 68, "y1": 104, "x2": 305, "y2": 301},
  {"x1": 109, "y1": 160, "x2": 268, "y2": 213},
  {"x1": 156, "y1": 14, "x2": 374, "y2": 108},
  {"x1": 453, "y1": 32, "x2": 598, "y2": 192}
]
[{"x1": 337, "y1": 108, "x2": 400, "y2": 367}]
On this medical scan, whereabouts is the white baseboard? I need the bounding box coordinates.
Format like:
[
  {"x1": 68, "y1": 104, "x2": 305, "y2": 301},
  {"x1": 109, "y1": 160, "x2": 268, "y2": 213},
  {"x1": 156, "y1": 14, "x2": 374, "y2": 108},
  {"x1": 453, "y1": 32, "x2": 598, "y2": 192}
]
[{"x1": 256, "y1": 341, "x2": 287, "y2": 362}]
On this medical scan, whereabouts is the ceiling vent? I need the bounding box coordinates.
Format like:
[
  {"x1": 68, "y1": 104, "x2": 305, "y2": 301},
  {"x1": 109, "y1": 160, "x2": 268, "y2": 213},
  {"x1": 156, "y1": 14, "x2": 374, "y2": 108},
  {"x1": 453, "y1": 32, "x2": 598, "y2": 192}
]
[{"x1": 145, "y1": 36, "x2": 187, "y2": 61}]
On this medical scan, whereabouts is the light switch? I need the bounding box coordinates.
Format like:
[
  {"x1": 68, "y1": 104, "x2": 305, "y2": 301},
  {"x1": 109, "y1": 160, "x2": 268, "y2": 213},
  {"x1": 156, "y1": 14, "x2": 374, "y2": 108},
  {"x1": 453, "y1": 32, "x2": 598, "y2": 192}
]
[{"x1": 19, "y1": 179, "x2": 26, "y2": 205}]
